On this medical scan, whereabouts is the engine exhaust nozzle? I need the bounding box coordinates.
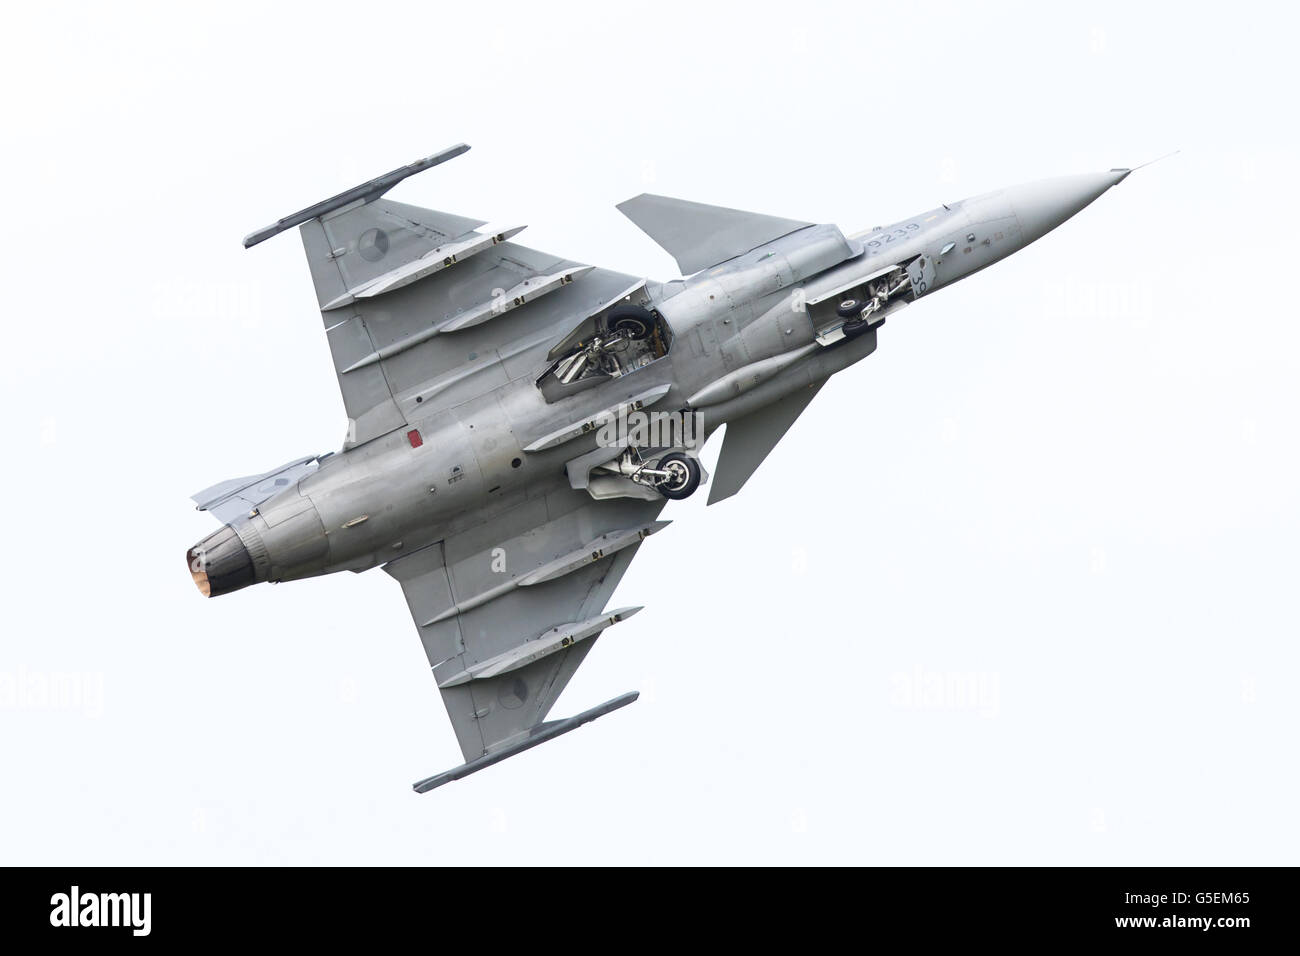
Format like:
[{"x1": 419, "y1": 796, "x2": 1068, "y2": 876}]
[{"x1": 187, "y1": 524, "x2": 256, "y2": 598}]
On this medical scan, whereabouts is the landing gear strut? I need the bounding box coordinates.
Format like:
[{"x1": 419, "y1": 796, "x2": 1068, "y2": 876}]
[{"x1": 595, "y1": 448, "x2": 703, "y2": 500}]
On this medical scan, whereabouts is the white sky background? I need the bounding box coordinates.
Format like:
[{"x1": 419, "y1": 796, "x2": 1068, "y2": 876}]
[{"x1": 1, "y1": 1, "x2": 1296, "y2": 864}]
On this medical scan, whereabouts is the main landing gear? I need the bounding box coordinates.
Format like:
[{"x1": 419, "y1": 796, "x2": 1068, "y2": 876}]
[
  {"x1": 651, "y1": 452, "x2": 701, "y2": 500},
  {"x1": 595, "y1": 448, "x2": 703, "y2": 500}
]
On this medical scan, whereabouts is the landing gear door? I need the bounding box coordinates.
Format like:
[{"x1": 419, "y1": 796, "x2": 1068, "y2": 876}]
[{"x1": 907, "y1": 255, "x2": 935, "y2": 298}]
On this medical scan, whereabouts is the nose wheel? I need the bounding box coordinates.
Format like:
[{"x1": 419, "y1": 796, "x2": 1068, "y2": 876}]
[{"x1": 653, "y1": 452, "x2": 701, "y2": 500}]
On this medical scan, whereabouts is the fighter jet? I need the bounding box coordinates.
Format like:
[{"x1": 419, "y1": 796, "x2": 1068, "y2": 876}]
[{"x1": 188, "y1": 144, "x2": 1134, "y2": 791}]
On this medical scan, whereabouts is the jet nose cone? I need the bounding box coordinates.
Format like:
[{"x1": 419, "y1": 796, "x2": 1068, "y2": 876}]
[{"x1": 1006, "y1": 170, "x2": 1129, "y2": 247}]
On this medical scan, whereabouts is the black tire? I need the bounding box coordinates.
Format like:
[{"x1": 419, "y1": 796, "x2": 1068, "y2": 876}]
[
  {"x1": 654, "y1": 452, "x2": 701, "y2": 500},
  {"x1": 842, "y1": 317, "x2": 880, "y2": 340},
  {"x1": 606, "y1": 304, "x2": 655, "y2": 340},
  {"x1": 836, "y1": 298, "x2": 863, "y2": 319}
]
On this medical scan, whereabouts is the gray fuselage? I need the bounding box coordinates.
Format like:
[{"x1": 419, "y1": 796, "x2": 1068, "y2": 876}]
[{"x1": 189, "y1": 170, "x2": 1128, "y2": 597}]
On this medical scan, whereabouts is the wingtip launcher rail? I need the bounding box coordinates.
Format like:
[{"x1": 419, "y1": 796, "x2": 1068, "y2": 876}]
[
  {"x1": 242, "y1": 143, "x2": 471, "y2": 249},
  {"x1": 411, "y1": 691, "x2": 640, "y2": 794}
]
